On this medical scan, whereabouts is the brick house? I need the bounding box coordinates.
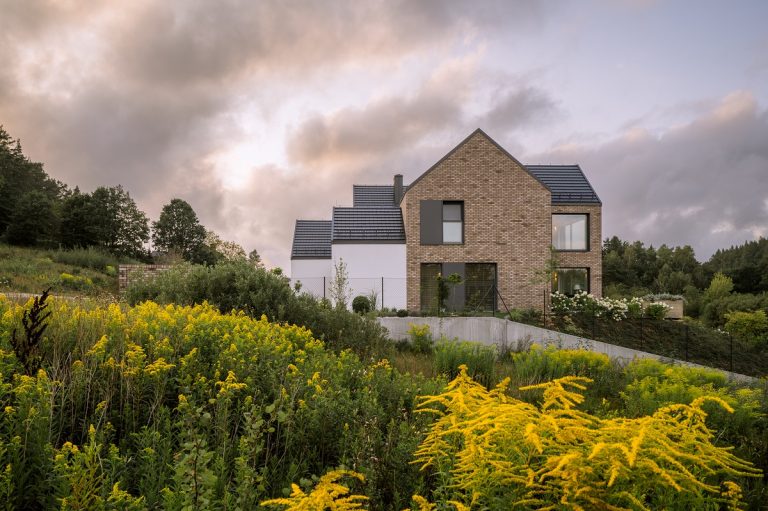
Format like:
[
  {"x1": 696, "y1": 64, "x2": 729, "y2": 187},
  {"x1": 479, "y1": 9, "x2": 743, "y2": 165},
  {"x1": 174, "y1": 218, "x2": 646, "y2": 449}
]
[{"x1": 291, "y1": 129, "x2": 602, "y2": 313}]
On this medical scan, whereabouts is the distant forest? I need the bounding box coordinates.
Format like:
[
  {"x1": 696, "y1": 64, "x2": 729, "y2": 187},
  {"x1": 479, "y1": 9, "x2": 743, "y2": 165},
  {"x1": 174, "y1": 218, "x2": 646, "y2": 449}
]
[
  {"x1": 0, "y1": 125, "x2": 252, "y2": 264},
  {"x1": 602, "y1": 236, "x2": 768, "y2": 324}
]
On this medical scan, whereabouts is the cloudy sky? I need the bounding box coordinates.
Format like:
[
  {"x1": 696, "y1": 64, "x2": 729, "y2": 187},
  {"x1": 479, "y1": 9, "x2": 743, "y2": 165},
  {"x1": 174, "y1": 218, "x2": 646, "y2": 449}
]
[{"x1": 2, "y1": 0, "x2": 767, "y2": 270}]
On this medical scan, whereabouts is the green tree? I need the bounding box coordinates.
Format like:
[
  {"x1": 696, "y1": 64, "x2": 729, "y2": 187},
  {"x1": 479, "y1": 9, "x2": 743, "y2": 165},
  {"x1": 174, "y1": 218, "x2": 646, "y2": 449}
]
[
  {"x1": 0, "y1": 126, "x2": 65, "y2": 238},
  {"x1": 90, "y1": 186, "x2": 150, "y2": 258},
  {"x1": 6, "y1": 191, "x2": 56, "y2": 246},
  {"x1": 59, "y1": 188, "x2": 100, "y2": 248},
  {"x1": 152, "y1": 198, "x2": 207, "y2": 262},
  {"x1": 248, "y1": 249, "x2": 262, "y2": 267},
  {"x1": 704, "y1": 272, "x2": 734, "y2": 301},
  {"x1": 204, "y1": 229, "x2": 246, "y2": 261}
]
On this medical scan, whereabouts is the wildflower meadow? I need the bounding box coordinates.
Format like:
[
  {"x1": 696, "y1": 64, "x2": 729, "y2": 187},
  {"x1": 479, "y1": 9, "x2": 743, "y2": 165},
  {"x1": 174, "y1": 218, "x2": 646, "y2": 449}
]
[{"x1": 0, "y1": 293, "x2": 766, "y2": 510}]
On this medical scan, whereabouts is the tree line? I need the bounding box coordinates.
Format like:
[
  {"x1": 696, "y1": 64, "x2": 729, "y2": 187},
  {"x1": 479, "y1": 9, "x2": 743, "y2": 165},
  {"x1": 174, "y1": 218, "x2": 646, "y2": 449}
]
[
  {"x1": 0, "y1": 125, "x2": 258, "y2": 264},
  {"x1": 602, "y1": 235, "x2": 768, "y2": 325}
]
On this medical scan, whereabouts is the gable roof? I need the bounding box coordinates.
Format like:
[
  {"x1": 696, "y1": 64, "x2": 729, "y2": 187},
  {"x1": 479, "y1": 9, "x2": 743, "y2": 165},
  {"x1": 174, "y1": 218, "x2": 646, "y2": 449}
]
[
  {"x1": 353, "y1": 185, "x2": 395, "y2": 207},
  {"x1": 402, "y1": 128, "x2": 601, "y2": 206},
  {"x1": 291, "y1": 220, "x2": 332, "y2": 259},
  {"x1": 403, "y1": 128, "x2": 548, "y2": 201},
  {"x1": 332, "y1": 206, "x2": 405, "y2": 242},
  {"x1": 525, "y1": 165, "x2": 602, "y2": 205}
]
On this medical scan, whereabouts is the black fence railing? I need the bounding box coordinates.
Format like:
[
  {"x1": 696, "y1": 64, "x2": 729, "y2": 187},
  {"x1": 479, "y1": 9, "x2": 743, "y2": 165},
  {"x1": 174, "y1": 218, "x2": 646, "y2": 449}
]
[{"x1": 547, "y1": 312, "x2": 767, "y2": 378}]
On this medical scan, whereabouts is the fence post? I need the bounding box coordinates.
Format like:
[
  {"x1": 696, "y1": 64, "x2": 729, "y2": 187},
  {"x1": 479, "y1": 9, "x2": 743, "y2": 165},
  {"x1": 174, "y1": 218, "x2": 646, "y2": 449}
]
[
  {"x1": 730, "y1": 333, "x2": 734, "y2": 372},
  {"x1": 323, "y1": 277, "x2": 326, "y2": 299},
  {"x1": 381, "y1": 277, "x2": 384, "y2": 310},
  {"x1": 684, "y1": 324, "x2": 689, "y2": 361},
  {"x1": 640, "y1": 316, "x2": 644, "y2": 350},
  {"x1": 592, "y1": 315, "x2": 596, "y2": 340}
]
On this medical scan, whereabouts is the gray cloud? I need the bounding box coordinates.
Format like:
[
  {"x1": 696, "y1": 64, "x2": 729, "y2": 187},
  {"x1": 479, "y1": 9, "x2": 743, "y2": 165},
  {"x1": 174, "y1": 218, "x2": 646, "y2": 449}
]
[
  {"x1": 530, "y1": 91, "x2": 768, "y2": 260},
  {"x1": 0, "y1": 0, "x2": 549, "y2": 267},
  {"x1": 480, "y1": 87, "x2": 558, "y2": 134}
]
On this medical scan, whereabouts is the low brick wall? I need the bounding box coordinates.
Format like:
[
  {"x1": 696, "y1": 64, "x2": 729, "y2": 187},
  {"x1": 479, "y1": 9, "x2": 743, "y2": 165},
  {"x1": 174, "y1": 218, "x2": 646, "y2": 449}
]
[{"x1": 118, "y1": 264, "x2": 173, "y2": 293}]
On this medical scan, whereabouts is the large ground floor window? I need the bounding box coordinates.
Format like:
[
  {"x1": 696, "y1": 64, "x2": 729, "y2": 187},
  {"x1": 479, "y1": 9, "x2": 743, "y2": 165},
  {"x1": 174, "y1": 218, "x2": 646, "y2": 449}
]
[
  {"x1": 552, "y1": 268, "x2": 589, "y2": 295},
  {"x1": 420, "y1": 262, "x2": 497, "y2": 312}
]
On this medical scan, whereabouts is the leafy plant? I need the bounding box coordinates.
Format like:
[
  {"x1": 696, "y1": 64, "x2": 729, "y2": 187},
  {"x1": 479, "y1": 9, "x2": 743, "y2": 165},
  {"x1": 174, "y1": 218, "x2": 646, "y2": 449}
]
[
  {"x1": 10, "y1": 288, "x2": 51, "y2": 375},
  {"x1": 352, "y1": 295, "x2": 371, "y2": 314},
  {"x1": 260, "y1": 470, "x2": 368, "y2": 510},
  {"x1": 407, "y1": 323, "x2": 434, "y2": 354},
  {"x1": 413, "y1": 366, "x2": 761, "y2": 510},
  {"x1": 433, "y1": 340, "x2": 496, "y2": 388}
]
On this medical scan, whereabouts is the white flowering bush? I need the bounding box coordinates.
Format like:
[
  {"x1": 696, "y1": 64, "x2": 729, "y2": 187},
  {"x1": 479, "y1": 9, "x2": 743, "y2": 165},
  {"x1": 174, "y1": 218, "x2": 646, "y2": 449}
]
[
  {"x1": 645, "y1": 301, "x2": 672, "y2": 320},
  {"x1": 550, "y1": 292, "x2": 667, "y2": 321}
]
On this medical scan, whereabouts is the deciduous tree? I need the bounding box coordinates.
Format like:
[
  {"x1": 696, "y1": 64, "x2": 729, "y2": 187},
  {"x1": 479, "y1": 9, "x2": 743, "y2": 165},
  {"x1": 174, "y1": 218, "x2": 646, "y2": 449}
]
[{"x1": 152, "y1": 198, "x2": 207, "y2": 262}]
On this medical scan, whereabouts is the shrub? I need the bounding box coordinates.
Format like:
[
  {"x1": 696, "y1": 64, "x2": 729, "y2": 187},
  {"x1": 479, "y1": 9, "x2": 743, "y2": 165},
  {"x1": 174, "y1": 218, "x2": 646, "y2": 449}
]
[
  {"x1": 700, "y1": 292, "x2": 768, "y2": 326},
  {"x1": 724, "y1": 310, "x2": 768, "y2": 346},
  {"x1": 508, "y1": 345, "x2": 624, "y2": 408},
  {"x1": 57, "y1": 272, "x2": 93, "y2": 291},
  {"x1": 407, "y1": 323, "x2": 433, "y2": 354},
  {"x1": 51, "y1": 247, "x2": 125, "y2": 271},
  {"x1": 644, "y1": 301, "x2": 671, "y2": 320},
  {"x1": 125, "y1": 260, "x2": 392, "y2": 359},
  {"x1": 551, "y1": 291, "x2": 630, "y2": 321},
  {"x1": 411, "y1": 367, "x2": 761, "y2": 510},
  {"x1": 433, "y1": 339, "x2": 496, "y2": 388},
  {"x1": 396, "y1": 309, "x2": 408, "y2": 318},
  {"x1": 352, "y1": 295, "x2": 371, "y2": 314}
]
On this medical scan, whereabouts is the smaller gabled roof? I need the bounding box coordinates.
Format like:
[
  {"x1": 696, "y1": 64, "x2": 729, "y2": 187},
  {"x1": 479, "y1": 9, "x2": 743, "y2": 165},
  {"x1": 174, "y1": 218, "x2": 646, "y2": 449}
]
[
  {"x1": 353, "y1": 185, "x2": 394, "y2": 207},
  {"x1": 525, "y1": 165, "x2": 602, "y2": 205},
  {"x1": 291, "y1": 220, "x2": 332, "y2": 259},
  {"x1": 332, "y1": 206, "x2": 405, "y2": 242}
]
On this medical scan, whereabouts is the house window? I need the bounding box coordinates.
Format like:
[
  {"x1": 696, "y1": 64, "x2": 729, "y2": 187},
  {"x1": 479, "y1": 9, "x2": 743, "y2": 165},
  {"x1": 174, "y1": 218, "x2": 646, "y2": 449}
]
[
  {"x1": 442, "y1": 202, "x2": 463, "y2": 243},
  {"x1": 552, "y1": 268, "x2": 589, "y2": 295},
  {"x1": 420, "y1": 200, "x2": 464, "y2": 244},
  {"x1": 465, "y1": 263, "x2": 496, "y2": 312},
  {"x1": 552, "y1": 214, "x2": 588, "y2": 251},
  {"x1": 420, "y1": 263, "x2": 442, "y2": 312},
  {"x1": 420, "y1": 262, "x2": 497, "y2": 312}
]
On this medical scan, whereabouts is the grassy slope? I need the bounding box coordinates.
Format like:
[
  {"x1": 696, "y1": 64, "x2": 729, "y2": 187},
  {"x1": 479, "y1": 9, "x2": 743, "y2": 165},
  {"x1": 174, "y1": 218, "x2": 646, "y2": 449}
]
[
  {"x1": 563, "y1": 314, "x2": 768, "y2": 378},
  {"x1": 0, "y1": 245, "x2": 119, "y2": 297}
]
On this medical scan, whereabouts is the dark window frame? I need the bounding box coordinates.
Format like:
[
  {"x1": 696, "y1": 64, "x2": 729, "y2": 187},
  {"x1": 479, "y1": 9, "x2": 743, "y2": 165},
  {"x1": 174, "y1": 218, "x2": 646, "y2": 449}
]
[
  {"x1": 552, "y1": 213, "x2": 590, "y2": 252},
  {"x1": 442, "y1": 201, "x2": 464, "y2": 245},
  {"x1": 420, "y1": 261, "x2": 497, "y2": 313},
  {"x1": 419, "y1": 200, "x2": 465, "y2": 246},
  {"x1": 552, "y1": 267, "x2": 590, "y2": 295}
]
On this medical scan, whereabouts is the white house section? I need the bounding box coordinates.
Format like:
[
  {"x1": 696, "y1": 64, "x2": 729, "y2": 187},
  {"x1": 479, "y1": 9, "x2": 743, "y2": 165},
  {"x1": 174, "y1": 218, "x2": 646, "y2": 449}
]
[
  {"x1": 290, "y1": 259, "x2": 332, "y2": 299},
  {"x1": 332, "y1": 243, "x2": 406, "y2": 310}
]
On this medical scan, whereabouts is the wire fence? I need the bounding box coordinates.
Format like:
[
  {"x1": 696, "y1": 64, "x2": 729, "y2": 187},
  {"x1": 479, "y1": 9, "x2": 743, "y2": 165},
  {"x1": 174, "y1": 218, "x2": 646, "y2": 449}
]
[
  {"x1": 288, "y1": 277, "x2": 408, "y2": 310},
  {"x1": 548, "y1": 313, "x2": 767, "y2": 378}
]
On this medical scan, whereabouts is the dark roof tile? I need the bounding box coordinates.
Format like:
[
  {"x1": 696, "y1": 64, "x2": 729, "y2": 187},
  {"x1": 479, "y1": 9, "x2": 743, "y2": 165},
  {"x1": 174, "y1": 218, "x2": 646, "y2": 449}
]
[
  {"x1": 526, "y1": 165, "x2": 601, "y2": 204},
  {"x1": 291, "y1": 220, "x2": 332, "y2": 259},
  {"x1": 332, "y1": 206, "x2": 405, "y2": 241}
]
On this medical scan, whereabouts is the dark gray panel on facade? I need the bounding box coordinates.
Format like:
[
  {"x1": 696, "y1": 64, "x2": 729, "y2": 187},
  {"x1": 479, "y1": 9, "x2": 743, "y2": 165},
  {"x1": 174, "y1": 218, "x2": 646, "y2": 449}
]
[
  {"x1": 420, "y1": 200, "x2": 443, "y2": 244},
  {"x1": 443, "y1": 262, "x2": 465, "y2": 312}
]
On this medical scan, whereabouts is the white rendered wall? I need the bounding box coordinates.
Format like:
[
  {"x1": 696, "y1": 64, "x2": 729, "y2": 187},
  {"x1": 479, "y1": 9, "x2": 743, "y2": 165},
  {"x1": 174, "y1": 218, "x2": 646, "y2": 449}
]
[
  {"x1": 290, "y1": 259, "x2": 332, "y2": 299},
  {"x1": 332, "y1": 243, "x2": 407, "y2": 310}
]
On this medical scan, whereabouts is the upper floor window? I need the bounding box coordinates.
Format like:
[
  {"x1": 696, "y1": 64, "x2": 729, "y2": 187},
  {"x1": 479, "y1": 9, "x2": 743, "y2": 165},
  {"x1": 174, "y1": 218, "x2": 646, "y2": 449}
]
[
  {"x1": 420, "y1": 200, "x2": 464, "y2": 244},
  {"x1": 442, "y1": 202, "x2": 463, "y2": 243},
  {"x1": 553, "y1": 214, "x2": 588, "y2": 251}
]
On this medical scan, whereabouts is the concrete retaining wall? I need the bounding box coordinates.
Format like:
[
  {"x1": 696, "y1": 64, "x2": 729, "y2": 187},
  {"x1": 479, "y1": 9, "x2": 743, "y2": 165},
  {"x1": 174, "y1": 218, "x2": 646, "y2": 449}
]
[{"x1": 377, "y1": 316, "x2": 754, "y2": 382}]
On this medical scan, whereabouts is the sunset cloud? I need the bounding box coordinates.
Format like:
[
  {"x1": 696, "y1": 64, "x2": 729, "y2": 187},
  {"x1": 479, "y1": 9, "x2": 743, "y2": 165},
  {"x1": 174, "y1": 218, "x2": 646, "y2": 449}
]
[{"x1": 0, "y1": 0, "x2": 766, "y2": 269}]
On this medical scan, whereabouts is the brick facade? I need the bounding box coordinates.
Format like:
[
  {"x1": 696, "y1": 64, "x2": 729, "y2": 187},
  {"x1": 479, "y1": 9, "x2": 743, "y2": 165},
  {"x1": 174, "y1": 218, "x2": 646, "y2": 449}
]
[
  {"x1": 118, "y1": 264, "x2": 173, "y2": 293},
  {"x1": 403, "y1": 131, "x2": 553, "y2": 312},
  {"x1": 402, "y1": 131, "x2": 601, "y2": 312}
]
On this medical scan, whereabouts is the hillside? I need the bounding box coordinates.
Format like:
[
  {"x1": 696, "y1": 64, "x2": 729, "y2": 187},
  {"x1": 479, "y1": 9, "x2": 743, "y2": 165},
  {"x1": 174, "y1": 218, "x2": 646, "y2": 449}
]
[{"x1": 0, "y1": 245, "x2": 125, "y2": 297}]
